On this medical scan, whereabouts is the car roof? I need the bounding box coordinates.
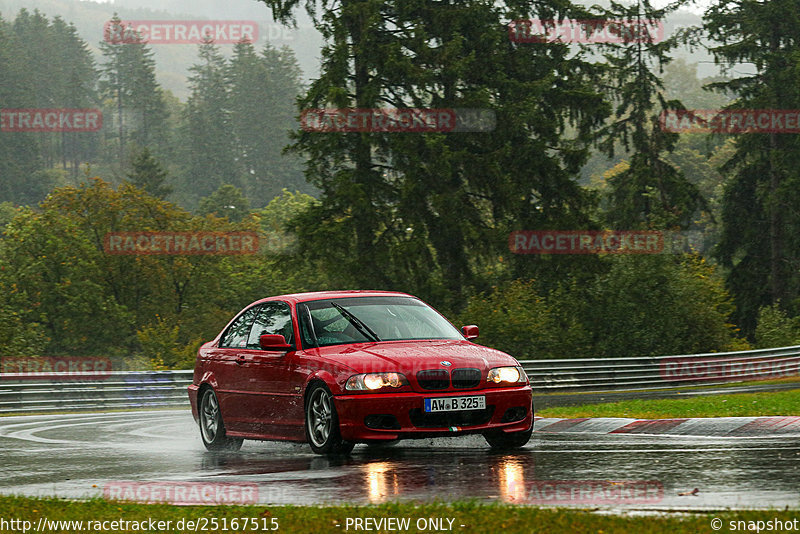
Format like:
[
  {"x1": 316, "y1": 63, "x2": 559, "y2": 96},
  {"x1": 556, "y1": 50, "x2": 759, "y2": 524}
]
[{"x1": 255, "y1": 290, "x2": 416, "y2": 306}]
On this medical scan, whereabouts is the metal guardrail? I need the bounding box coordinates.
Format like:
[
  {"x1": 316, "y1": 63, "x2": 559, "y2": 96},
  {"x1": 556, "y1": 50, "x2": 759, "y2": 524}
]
[
  {"x1": 1, "y1": 345, "x2": 799, "y2": 414},
  {"x1": 0, "y1": 370, "x2": 193, "y2": 414},
  {"x1": 519, "y1": 345, "x2": 800, "y2": 392}
]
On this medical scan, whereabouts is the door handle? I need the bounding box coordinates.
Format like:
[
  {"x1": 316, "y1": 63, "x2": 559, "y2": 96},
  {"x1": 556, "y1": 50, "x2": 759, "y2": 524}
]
[{"x1": 235, "y1": 355, "x2": 246, "y2": 365}]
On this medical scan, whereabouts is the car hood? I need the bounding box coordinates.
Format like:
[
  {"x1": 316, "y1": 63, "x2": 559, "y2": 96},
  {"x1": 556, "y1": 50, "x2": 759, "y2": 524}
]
[{"x1": 314, "y1": 339, "x2": 519, "y2": 375}]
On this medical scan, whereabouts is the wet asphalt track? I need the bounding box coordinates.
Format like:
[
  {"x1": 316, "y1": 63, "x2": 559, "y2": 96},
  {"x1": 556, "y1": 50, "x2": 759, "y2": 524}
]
[{"x1": 1, "y1": 408, "x2": 799, "y2": 510}]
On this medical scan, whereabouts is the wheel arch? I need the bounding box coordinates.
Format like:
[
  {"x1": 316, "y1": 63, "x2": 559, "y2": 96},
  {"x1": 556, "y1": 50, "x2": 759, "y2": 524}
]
[
  {"x1": 303, "y1": 368, "x2": 341, "y2": 400},
  {"x1": 303, "y1": 377, "x2": 331, "y2": 409}
]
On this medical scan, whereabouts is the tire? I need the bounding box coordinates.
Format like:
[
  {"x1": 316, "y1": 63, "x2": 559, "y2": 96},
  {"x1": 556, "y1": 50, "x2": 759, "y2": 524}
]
[
  {"x1": 199, "y1": 388, "x2": 243, "y2": 452},
  {"x1": 305, "y1": 383, "x2": 354, "y2": 455},
  {"x1": 483, "y1": 426, "x2": 533, "y2": 450}
]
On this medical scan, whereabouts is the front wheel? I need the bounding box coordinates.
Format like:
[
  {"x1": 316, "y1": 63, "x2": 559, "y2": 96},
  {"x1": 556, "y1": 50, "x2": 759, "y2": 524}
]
[
  {"x1": 199, "y1": 388, "x2": 243, "y2": 452},
  {"x1": 484, "y1": 426, "x2": 533, "y2": 450},
  {"x1": 305, "y1": 383, "x2": 354, "y2": 455}
]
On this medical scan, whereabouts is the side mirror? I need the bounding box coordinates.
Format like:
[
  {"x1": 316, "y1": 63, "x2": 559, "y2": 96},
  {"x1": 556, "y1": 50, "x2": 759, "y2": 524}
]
[
  {"x1": 259, "y1": 334, "x2": 293, "y2": 350},
  {"x1": 461, "y1": 325, "x2": 479, "y2": 340}
]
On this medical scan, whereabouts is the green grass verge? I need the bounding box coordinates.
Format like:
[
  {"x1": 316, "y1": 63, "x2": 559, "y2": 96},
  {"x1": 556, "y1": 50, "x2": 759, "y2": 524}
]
[
  {"x1": 1, "y1": 495, "x2": 798, "y2": 534},
  {"x1": 536, "y1": 376, "x2": 800, "y2": 398},
  {"x1": 537, "y1": 388, "x2": 800, "y2": 419}
]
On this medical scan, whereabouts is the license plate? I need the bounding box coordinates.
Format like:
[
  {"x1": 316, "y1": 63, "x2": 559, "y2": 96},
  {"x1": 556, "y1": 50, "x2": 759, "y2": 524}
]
[{"x1": 424, "y1": 395, "x2": 486, "y2": 413}]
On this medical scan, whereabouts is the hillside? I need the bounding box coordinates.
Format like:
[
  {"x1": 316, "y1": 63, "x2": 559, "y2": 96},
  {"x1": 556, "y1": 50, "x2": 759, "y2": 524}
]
[
  {"x1": 0, "y1": 0, "x2": 323, "y2": 98},
  {"x1": 0, "y1": 0, "x2": 725, "y2": 101}
]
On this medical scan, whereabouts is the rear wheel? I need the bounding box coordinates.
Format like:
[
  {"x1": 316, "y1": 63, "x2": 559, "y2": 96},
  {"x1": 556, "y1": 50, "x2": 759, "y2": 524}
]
[
  {"x1": 305, "y1": 383, "x2": 354, "y2": 455},
  {"x1": 199, "y1": 388, "x2": 243, "y2": 452},
  {"x1": 483, "y1": 426, "x2": 533, "y2": 450}
]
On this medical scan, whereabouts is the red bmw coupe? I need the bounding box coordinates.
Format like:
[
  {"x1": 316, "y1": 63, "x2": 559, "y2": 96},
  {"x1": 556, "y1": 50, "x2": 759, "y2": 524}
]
[{"x1": 188, "y1": 290, "x2": 533, "y2": 454}]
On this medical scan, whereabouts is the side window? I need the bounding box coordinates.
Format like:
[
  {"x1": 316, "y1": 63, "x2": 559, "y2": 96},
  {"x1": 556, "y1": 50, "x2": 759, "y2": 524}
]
[
  {"x1": 247, "y1": 302, "x2": 294, "y2": 349},
  {"x1": 219, "y1": 306, "x2": 260, "y2": 348}
]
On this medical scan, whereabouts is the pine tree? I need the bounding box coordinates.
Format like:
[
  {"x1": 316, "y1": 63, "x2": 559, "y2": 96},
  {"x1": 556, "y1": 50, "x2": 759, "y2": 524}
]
[
  {"x1": 0, "y1": 13, "x2": 43, "y2": 204},
  {"x1": 124, "y1": 37, "x2": 169, "y2": 152},
  {"x1": 227, "y1": 40, "x2": 272, "y2": 205},
  {"x1": 127, "y1": 147, "x2": 172, "y2": 199},
  {"x1": 258, "y1": 0, "x2": 610, "y2": 304},
  {"x1": 12, "y1": 9, "x2": 59, "y2": 170},
  {"x1": 99, "y1": 14, "x2": 169, "y2": 172},
  {"x1": 706, "y1": 0, "x2": 800, "y2": 334},
  {"x1": 50, "y1": 16, "x2": 100, "y2": 178},
  {"x1": 597, "y1": 0, "x2": 704, "y2": 230},
  {"x1": 260, "y1": 44, "x2": 307, "y2": 201},
  {"x1": 226, "y1": 40, "x2": 307, "y2": 208},
  {"x1": 178, "y1": 39, "x2": 242, "y2": 205}
]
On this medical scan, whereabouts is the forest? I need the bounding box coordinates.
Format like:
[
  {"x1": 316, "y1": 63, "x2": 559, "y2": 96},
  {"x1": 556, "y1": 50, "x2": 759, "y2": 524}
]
[{"x1": 2, "y1": 0, "x2": 800, "y2": 369}]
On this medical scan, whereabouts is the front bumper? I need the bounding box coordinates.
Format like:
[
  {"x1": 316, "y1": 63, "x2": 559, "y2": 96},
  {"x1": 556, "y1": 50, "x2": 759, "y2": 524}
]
[{"x1": 335, "y1": 385, "x2": 533, "y2": 441}]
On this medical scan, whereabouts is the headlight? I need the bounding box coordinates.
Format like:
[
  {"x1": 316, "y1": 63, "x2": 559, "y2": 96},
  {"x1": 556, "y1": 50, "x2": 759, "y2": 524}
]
[
  {"x1": 346, "y1": 372, "x2": 409, "y2": 391},
  {"x1": 487, "y1": 366, "x2": 526, "y2": 384}
]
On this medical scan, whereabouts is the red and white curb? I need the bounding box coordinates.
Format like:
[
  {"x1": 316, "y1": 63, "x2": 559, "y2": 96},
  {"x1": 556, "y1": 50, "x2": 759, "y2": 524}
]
[{"x1": 533, "y1": 416, "x2": 800, "y2": 437}]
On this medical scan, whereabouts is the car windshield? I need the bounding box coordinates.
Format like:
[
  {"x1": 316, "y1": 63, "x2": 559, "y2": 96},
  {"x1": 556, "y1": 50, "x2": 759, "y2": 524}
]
[{"x1": 298, "y1": 296, "x2": 463, "y2": 348}]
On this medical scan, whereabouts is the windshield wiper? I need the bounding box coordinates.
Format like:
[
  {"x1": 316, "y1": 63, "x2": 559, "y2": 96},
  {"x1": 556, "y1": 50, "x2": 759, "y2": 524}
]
[{"x1": 331, "y1": 302, "x2": 381, "y2": 342}]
